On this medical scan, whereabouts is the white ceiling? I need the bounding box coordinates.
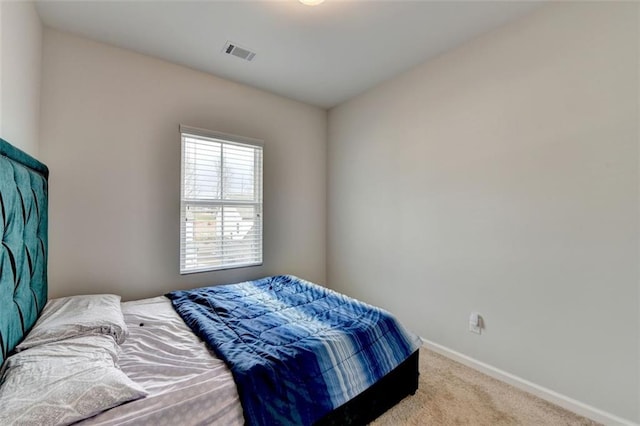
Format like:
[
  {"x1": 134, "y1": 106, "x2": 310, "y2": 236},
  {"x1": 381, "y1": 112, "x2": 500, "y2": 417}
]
[{"x1": 36, "y1": 1, "x2": 542, "y2": 109}]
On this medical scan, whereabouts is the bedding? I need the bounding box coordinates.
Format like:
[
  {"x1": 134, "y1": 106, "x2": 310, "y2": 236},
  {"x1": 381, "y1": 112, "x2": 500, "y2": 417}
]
[
  {"x1": 79, "y1": 296, "x2": 243, "y2": 426},
  {"x1": 0, "y1": 334, "x2": 147, "y2": 426},
  {"x1": 167, "y1": 274, "x2": 422, "y2": 426},
  {"x1": 16, "y1": 294, "x2": 128, "y2": 351}
]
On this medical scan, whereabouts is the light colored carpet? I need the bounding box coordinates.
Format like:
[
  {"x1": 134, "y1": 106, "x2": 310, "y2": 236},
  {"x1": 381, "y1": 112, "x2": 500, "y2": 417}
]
[{"x1": 372, "y1": 347, "x2": 600, "y2": 426}]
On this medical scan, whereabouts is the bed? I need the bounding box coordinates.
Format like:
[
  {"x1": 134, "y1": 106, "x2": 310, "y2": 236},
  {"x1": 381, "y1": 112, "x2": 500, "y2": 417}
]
[{"x1": 0, "y1": 137, "x2": 421, "y2": 425}]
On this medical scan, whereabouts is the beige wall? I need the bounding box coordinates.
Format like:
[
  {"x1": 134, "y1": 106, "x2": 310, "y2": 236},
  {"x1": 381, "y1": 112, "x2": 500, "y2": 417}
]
[
  {"x1": 40, "y1": 29, "x2": 326, "y2": 301},
  {"x1": 0, "y1": 1, "x2": 42, "y2": 156},
  {"x1": 328, "y1": 3, "x2": 639, "y2": 423}
]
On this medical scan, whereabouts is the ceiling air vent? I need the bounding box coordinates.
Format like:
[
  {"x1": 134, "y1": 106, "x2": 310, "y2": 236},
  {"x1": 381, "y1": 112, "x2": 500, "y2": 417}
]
[{"x1": 223, "y1": 41, "x2": 256, "y2": 62}]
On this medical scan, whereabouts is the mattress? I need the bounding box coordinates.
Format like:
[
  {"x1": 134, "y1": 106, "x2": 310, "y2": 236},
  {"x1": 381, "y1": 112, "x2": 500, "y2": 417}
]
[
  {"x1": 79, "y1": 296, "x2": 243, "y2": 426},
  {"x1": 168, "y1": 275, "x2": 422, "y2": 425}
]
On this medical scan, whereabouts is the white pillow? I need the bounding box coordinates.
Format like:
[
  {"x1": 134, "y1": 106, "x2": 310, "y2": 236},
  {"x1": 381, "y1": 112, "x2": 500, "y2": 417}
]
[
  {"x1": 17, "y1": 294, "x2": 128, "y2": 351},
  {"x1": 0, "y1": 335, "x2": 147, "y2": 426}
]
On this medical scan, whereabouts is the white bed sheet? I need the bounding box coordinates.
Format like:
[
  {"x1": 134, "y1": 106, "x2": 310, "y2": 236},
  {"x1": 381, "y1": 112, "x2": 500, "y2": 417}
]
[{"x1": 79, "y1": 296, "x2": 244, "y2": 426}]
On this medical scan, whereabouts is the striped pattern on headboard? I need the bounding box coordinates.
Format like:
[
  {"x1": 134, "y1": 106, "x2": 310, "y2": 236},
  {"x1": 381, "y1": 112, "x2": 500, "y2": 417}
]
[{"x1": 0, "y1": 138, "x2": 48, "y2": 366}]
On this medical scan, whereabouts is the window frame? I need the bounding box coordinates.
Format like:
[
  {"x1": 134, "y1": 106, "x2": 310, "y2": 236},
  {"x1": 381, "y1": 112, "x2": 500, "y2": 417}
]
[{"x1": 179, "y1": 125, "x2": 264, "y2": 274}]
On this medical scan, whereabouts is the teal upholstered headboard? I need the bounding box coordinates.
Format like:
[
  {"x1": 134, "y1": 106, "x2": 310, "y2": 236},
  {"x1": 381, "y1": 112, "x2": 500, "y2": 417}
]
[{"x1": 0, "y1": 138, "x2": 48, "y2": 366}]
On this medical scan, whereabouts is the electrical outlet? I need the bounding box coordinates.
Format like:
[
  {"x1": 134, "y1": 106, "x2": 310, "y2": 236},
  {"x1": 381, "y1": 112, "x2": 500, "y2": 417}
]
[{"x1": 469, "y1": 312, "x2": 482, "y2": 334}]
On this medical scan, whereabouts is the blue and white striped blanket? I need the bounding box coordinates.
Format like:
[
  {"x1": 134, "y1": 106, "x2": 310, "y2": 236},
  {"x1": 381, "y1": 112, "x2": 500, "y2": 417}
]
[{"x1": 166, "y1": 275, "x2": 421, "y2": 426}]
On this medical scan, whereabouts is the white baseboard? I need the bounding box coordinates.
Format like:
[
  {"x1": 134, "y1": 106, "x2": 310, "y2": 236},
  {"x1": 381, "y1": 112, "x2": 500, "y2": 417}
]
[{"x1": 420, "y1": 337, "x2": 638, "y2": 426}]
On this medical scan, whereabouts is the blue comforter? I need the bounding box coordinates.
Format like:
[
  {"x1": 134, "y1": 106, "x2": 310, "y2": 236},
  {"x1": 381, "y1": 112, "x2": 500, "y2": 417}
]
[{"x1": 166, "y1": 275, "x2": 421, "y2": 426}]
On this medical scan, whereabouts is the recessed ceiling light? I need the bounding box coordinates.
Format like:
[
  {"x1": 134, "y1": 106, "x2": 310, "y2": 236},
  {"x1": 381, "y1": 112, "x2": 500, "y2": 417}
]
[{"x1": 299, "y1": 0, "x2": 325, "y2": 6}]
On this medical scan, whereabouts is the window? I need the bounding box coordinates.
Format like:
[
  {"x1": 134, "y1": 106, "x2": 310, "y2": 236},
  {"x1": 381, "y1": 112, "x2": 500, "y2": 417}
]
[{"x1": 180, "y1": 125, "x2": 263, "y2": 274}]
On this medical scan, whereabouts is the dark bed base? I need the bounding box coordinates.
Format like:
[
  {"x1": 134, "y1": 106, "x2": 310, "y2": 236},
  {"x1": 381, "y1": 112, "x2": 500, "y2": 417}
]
[{"x1": 315, "y1": 350, "x2": 420, "y2": 425}]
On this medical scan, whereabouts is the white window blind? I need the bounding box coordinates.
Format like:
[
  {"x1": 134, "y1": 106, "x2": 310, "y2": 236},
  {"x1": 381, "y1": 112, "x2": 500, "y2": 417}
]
[{"x1": 180, "y1": 125, "x2": 263, "y2": 274}]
